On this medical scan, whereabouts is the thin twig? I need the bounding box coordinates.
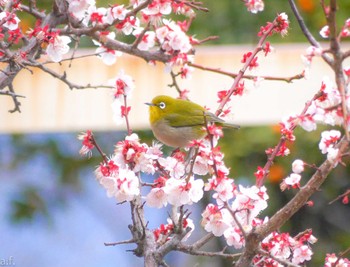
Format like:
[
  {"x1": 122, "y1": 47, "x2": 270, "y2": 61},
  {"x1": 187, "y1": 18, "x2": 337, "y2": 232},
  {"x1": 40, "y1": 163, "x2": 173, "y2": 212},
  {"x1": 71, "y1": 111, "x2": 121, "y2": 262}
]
[
  {"x1": 329, "y1": 189, "x2": 350, "y2": 204},
  {"x1": 104, "y1": 238, "x2": 136, "y2": 246},
  {"x1": 287, "y1": 0, "x2": 333, "y2": 66},
  {"x1": 189, "y1": 62, "x2": 305, "y2": 83}
]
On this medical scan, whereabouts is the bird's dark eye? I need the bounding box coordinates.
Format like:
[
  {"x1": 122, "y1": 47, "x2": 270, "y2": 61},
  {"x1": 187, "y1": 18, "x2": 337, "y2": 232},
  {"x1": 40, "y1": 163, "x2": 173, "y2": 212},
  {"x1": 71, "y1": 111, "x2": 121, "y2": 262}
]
[{"x1": 158, "y1": 102, "x2": 166, "y2": 109}]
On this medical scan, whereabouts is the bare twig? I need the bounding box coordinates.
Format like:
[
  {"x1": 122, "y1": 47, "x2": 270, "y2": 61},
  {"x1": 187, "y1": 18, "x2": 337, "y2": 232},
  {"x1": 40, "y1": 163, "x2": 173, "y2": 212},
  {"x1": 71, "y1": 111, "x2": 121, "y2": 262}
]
[
  {"x1": 189, "y1": 62, "x2": 305, "y2": 83},
  {"x1": 329, "y1": 189, "x2": 350, "y2": 204},
  {"x1": 29, "y1": 61, "x2": 114, "y2": 90},
  {"x1": 176, "y1": 243, "x2": 241, "y2": 259},
  {"x1": 104, "y1": 238, "x2": 136, "y2": 246}
]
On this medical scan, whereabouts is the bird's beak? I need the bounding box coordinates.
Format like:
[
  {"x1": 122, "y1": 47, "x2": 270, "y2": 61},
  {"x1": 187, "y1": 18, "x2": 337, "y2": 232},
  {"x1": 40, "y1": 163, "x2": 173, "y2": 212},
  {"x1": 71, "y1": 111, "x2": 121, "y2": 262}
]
[{"x1": 145, "y1": 102, "x2": 155, "y2": 106}]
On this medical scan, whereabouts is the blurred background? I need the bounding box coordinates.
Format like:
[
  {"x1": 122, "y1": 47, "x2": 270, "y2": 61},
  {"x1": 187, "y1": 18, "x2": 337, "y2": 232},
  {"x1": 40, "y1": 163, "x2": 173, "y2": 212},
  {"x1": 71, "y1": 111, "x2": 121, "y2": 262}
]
[{"x1": 1, "y1": 0, "x2": 350, "y2": 266}]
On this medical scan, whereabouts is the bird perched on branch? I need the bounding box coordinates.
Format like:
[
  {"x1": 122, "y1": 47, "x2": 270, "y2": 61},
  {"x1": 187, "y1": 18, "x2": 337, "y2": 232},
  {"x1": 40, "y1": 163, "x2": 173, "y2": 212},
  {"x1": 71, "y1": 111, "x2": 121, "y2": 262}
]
[{"x1": 146, "y1": 95, "x2": 240, "y2": 147}]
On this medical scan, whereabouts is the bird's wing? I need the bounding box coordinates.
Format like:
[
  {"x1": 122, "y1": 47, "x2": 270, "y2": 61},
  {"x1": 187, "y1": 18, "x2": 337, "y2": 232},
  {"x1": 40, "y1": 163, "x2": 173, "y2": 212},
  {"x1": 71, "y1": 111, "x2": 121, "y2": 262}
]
[
  {"x1": 165, "y1": 112, "x2": 206, "y2": 128},
  {"x1": 165, "y1": 110, "x2": 227, "y2": 128}
]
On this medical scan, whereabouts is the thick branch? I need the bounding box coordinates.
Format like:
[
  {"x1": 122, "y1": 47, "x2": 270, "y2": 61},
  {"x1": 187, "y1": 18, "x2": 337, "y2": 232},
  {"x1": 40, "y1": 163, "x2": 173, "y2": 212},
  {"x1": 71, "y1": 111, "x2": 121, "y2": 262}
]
[{"x1": 235, "y1": 137, "x2": 350, "y2": 266}]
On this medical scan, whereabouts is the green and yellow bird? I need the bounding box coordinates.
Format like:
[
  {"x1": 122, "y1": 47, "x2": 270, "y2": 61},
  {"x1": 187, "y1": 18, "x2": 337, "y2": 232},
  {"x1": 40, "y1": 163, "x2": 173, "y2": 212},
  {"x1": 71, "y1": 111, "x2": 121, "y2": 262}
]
[{"x1": 146, "y1": 95, "x2": 240, "y2": 147}]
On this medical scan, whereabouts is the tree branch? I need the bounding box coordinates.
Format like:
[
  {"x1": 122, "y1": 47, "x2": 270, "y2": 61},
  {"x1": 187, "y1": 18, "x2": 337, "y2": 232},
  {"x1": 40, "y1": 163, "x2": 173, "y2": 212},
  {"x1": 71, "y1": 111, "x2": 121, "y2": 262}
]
[
  {"x1": 287, "y1": 0, "x2": 333, "y2": 66},
  {"x1": 235, "y1": 136, "x2": 350, "y2": 266}
]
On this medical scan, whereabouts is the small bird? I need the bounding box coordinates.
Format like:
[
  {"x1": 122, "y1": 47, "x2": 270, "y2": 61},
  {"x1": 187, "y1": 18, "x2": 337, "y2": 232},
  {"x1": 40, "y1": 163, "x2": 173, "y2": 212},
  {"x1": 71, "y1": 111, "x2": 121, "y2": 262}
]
[{"x1": 145, "y1": 95, "x2": 240, "y2": 147}]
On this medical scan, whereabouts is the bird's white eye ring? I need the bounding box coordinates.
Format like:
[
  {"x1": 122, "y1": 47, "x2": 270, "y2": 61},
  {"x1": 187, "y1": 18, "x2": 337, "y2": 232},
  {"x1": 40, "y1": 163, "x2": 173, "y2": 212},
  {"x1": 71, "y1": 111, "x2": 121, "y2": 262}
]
[{"x1": 158, "y1": 102, "x2": 166, "y2": 109}]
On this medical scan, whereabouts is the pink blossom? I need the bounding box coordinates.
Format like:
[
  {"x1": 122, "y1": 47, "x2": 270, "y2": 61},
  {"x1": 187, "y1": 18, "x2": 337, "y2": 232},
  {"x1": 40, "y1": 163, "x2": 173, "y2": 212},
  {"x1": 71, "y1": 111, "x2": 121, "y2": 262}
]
[
  {"x1": 201, "y1": 204, "x2": 232, "y2": 236},
  {"x1": 88, "y1": 6, "x2": 107, "y2": 25},
  {"x1": 298, "y1": 114, "x2": 317, "y2": 132},
  {"x1": 192, "y1": 154, "x2": 209, "y2": 176},
  {"x1": 93, "y1": 32, "x2": 122, "y2": 65},
  {"x1": 292, "y1": 244, "x2": 313, "y2": 264},
  {"x1": 108, "y1": 70, "x2": 135, "y2": 99},
  {"x1": 105, "y1": 5, "x2": 127, "y2": 24},
  {"x1": 320, "y1": 25, "x2": 330, "y2": 38},
  {"x1": 133, "y1": 30, "x2": 156, "y2": 51},
  {"x1": 319, "y1": 130, "x2": 341, "y2": 154},
  {"x1": 324, "y1": 253, "x2": 350, "y2": 267},
  {"x1": 224, "y1": 227, "x2": 244, "y2": 249},
  {"x1": 180, "y1": 64, "x2": 194, "y2": 79},
  {"x1": 46, "y1": 35, "x2": 71, "y2": 62},
  {"x1": 116, "y1": 16, "x2": 140, "y2": 35},
  {"x1": 0, "y1": 11, "x2": 20, "y2": 30},
  {"x1": 111, "y1": 99, "x2": 124, "y2": 125},
  {"x1": 326, "y1": 147, "x2": 339, "y2": 165},
  {"x1": 143, "y1": 0, "x2": 172, "y2": 17},
  {"x1": 281, "y1": 173, "x2": 301, "y2": 191},
  {"x1": 146, "y1": 187, "x2": 168, "y2": 208},
  {"x1": 292, "y1": 159, "x2": 304, "y2": 174},
  {"x1": 164, "y1": 176, "x2": 204, "y2": 206},
  {"x1": 156, "y1": 19, "x2": 192, "y2": 54},
  {"x1": 98, "y1": 168, "x2": 140, "y2": 202},
  {"x1": 77, "y1": 130, "x2": 94, "y2": 156},
  {"x1": 244, "y1": 0, "x2": 264, "y2": 14},
  {"x1": 275, "y1": 12, "x2": 289, "y2": 36},
  {"x1": 158, "y1": 156, "x2": 185, "y2": 179},
  {"x1": 67, "y1": 0, "x2": 95, "y2": 21},
  {"x1": 212, "y1": 178, "x2": 235, "y2": 202},
  {"x1": 231, "y1": 185, "x2": 269, "y2": 226}
]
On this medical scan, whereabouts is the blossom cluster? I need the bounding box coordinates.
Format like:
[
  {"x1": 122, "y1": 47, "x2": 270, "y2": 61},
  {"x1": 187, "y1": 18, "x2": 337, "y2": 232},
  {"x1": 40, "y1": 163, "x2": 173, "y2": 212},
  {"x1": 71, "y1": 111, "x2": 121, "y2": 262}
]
[
  {"x1": 65, "y1": 0, "x2": 196, "y2": 67},
  {"x1": 324, "y1": 253, "x2": 350, "y2": 267},
  {"x1": 202, "y1": 185, "x2": 268, "y2": 249},
  {"x1": 78, "y1": 129, "x2": 274, "y2": 251},
  {"x1": 256, "y1": 231, "x2": 317, "y2": 266}
]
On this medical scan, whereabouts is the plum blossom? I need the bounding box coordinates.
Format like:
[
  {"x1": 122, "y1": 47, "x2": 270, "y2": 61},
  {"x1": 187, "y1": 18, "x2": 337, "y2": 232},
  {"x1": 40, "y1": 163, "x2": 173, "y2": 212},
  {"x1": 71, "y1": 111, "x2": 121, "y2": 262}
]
[
  {"x1": 324, "y1": 253, "x2": 350, "y2": 267},
  {"x1": 0, "y1": 11, "x2": 20, "y2": 30},
  {"x1": 280, "y1": 173, "x2": 301, "y2": 191},
  {"x1": 133, "y1": 29, "x2": 156, "y2": 51},
  {"x1": 146, "y1": 187, "x2": 168, "y2": 208},
  {"x1": 275, "y1": 12, "x2": 289, "y2": 36},
  {"x1": 231, "y1": 185, "x2": 269, "y2": 225},
  {"x1": 144, "y1": 0, "x2": 172, "y2": 16},
  {"x1": 67, "y1": 0, "x2": 95, "y2": 21},
  {"x1": 212, "y1": 178, "x2": 235, "y2": 202},
  {"x1": 153, "y1": 216, "x2": 195, "y2": 243},
  {"x1": 301, "y1": 46, "x2": 323, "y2": 73},
  {"x1": 224, "y1": 227, "x2": 244, "y2": 249},
  {"x1": 108, "y1": 70, "x2": 135, "y2": 99},
  {"x1": 105, "y1": 5, "x2": 127, "y2": 24},
  {"x1": 319, "y1": 130, "x2": 341, "y2": 154},
  {"x1": 163, "y1": 176, "x2": 204, "y2": 206},
  {"x1": 156, "y1": 19, "x2": 192, "y2": 54},
  {"x1": 93, "y1": 32, "x2": 122, "y2": 65},
  {"x1": 46, "y1": 35, "x2": 71, "y2": 62},
  {"x1": 111, "y1": 99, "x2": 125, "y2": 125},
  {"x1": 201, "y1": 204, "x2": 232, "y2": 236},
  {"x1": 113, "y1": 133, "x2": 161, "y2": 173},
  {"x1": 292, "y1": 159, "x2": 304, "y2": 173},
  {"x1": 320, "y1": 25, "x2": 330, "y2": 38},
  {"x1": 77, "y1": 130, "x2": 94, "y2": 156},
  {"x1": 116, "y1": 16, "x2": 140, "y2": 35},
  {"x1": 292, "y1": 245, "x2": 313, "y2": 264},
  {"x1": 244, "y1": 0, "x2": 264, "y2": 14},
  {"x1": 98, "y1": 168, "x2": 140, "y2": 202},
  {"x1": 158, "y1": 156, "x2": 185, "y2": 179},
  {"x1": 87, "y1": 6, "x2": 107, "y2": 25},
  {"x1": 259, "y1": 231, "x2": 315, "y2": 265}
]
